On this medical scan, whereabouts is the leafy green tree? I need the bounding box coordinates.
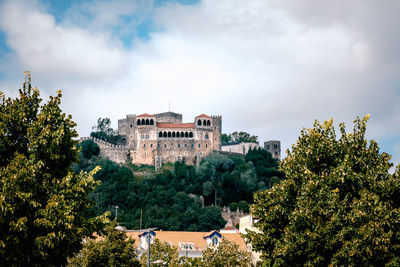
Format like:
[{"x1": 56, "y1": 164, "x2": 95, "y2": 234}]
[
  {"x1": 68, "y1": 221, "x2": 139, "y2": 267},
  {"x1": 231, "y1": 131, "x2": 258, "y2": 143},
  {"x1": 245, "y1": 147, "x2": 284, "y2": 189},
  {"x1": 90, "y1": 117, "x2": 122, "y2": 145},
  {"x1": 221, "y1": 133, "x2": 232, "y2": 144},
  {"x1": 222, "y1": 131, "x2": 258, "y2": 144},
  {"x1": 80, "y1": 139, "x2": 100, "y2": 159},
  {"x1": 139, "y1": 238, "x2": 179, "y2": 266},
  {"x1": 238, "y1": 200, "x2": 249, "y2": 213},
  {"x1": 0, "y1": 73, "x2": 107, "y2": 266},
  {"x1": 202, "y1": 239, "x2": 252, "y2": 267},
  {"x1": 245, "y1": 116, "x2": 400, "y2": 266}
]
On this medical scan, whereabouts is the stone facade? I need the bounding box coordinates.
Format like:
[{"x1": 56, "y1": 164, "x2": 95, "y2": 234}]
[
  {"x1": 221, "y1": 142, "x2": 259, "y2": 155},
  {"x1": 117, "y1": 111, "x2": 222, "y2": 166},
  {"x1": 264, "y1": 140, "x2": 281, "y2": 159},
  {"x1": 80, "y1": 137, "x2": 129, "y2": 163}
]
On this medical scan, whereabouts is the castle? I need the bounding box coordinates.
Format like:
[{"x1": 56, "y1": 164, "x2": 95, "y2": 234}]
[{"x1": 116, "y1": 111, "x2": 222, "y2": 168}]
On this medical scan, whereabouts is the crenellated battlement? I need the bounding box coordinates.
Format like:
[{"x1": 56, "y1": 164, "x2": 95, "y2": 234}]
[
  {"x1": 80, "y1": 137, "x2": 127, "y2": 149},
  {"x1": 79, "y1": 136, "x2": 128, "y2": 163}
]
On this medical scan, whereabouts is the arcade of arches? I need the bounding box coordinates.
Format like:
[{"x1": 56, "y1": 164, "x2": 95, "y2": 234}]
[
  {"x1": 137, "y1": 119, "x2": 154, "y2": 125},
  {"x1": 159, "y1": 131, "x2": 194, "y2": 138}
]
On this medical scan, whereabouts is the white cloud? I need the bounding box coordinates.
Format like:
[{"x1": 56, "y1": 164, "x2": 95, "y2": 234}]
[{"x1": 0, "y1": 0, "x2": 399, "y2": 159}]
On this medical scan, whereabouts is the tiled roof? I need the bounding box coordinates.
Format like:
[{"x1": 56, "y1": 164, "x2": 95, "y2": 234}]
[
  {"x1": 125, "y1": 231, "x2": 247, "y2": 251},
  {"x1": 137, "y1": 113, "x2": 154, "y2": 117},
  {"x1": 196, "y1": 114, "x2": 212, "y2": 119},
  {"x1": 157, "y1": 123, "x2": 195, "y2": 129}
]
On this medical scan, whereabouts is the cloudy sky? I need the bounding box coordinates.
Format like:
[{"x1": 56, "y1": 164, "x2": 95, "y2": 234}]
[{"x1": 0, "y1": 0, "x2": 399, "y2": 166}]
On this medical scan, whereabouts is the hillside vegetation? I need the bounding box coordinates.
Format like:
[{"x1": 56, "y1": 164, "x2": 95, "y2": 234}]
[{"x1": 74, "y1": 141, "x2": 284, "y2": 231}]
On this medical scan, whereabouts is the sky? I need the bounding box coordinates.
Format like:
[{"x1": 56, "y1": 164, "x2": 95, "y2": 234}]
[{"x1": 0, "y1": 0, "x2": 399, "y2": 167}]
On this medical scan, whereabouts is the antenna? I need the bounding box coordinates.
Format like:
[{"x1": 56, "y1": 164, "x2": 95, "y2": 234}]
[{"x1": 168, "y1": 102, "x2": 170, "y2": 112}]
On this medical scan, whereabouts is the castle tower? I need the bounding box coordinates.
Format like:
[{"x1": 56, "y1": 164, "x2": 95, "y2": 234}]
[{"x1": 264, "y1": 140, "x2": 281, "y2": 159}]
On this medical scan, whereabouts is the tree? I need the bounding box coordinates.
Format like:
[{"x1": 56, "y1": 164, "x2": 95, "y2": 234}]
[
  {"x1": 0, "y1": 73, "x2": 107, "y2": 266},
  {"x1": 79, "y1": 139, "x2": 100, "y2": 159},
  {"x1": 221, "y1": 133, "x2": 232, "y2": 144},
  {"x1": 139, "y1": 238, "x2": 179, "y2": 266},
  {"x1": 68, "y1": 221, "x2": 139, "y2": 267},
  {"x1": 231, "y1": 131, "x2": 258, "y2": 143},
  {"x1": 245, "y1": 116, "x2": 400, "y2": 266},
  {"x1": 90, "y1": 118, "x2": 122, "y2": 145},
  {"x1": 202, "y1": 238, "x2": 252, "y2": 267},
  {"x1": 221, "y1": 131, "x2": 258, "y2": 144}
]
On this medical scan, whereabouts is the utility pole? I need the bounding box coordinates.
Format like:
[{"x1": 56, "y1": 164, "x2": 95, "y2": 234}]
[
  {"x1": 140, "y1": 209, "x2": 143, "y2": 230},
  {"x1": 145, "y1": 227, "x2": 157, "y2": 267},
  {"x1": 115, "y1": 205, "x2": 119, "y2": 220}
]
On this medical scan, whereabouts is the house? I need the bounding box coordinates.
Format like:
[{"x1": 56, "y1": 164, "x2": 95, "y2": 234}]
[
  {"x1": 122, "y1": 221, "x2": 247, "y2": 258},
  {"x1": 239, "y1": 215, "x2": 262, "y2": 263}
]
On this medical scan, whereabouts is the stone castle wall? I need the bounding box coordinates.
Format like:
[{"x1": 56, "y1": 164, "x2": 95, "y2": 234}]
[{"x1": 80, "y1": 137, "x2": 128, "y2": 163}]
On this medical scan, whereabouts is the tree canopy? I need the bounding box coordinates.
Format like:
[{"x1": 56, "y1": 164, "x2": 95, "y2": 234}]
[
  {"x1": 68, "y1": 221, "x2": 139, "y2": 267},
  {"x1": 0, "y1": 73, "x2": 107, "y2": 266},
  {"x1": 222, "y1": 131, "x2": 258, "y2": 144},
  {"x1": 139, "y1": 238, "x2": 179, "y2": 266},
  {"x1": 245, "y1": 116, "x2": 400, "y2": 266},
  {"x1": 90, "y1": 117, "x2": 122, "y2": 145},
  {"x1": 202, "y1": 238, "x2": 252, "y2": 267}
]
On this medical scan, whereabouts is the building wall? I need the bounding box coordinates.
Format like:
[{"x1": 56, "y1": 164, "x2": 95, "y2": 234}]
[
  {"x1": 80, "y1": 137, "x2": 129, "y2": 163},
  {"x1": 264, "y1": 140, "x2": 281, "y2": 159},
  {"x1": 116, "y1": 112, "x2": 221, "y2": 166},
  {"x1": 221, "y1": 142, "x2": 259, "y2": 155}
]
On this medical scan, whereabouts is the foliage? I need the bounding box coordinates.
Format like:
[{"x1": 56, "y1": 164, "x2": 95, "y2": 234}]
[
  {"x1": 202, "y1": 239, "x2": 252, "y2": 267},
  {"x1": 68, "y1": 220, "x2": 139, "y2": 267},
  {"x1": 139, "y1": 238, "x2": 179, "y2": 266},
  {"x1": 245, "y1": 116, "x2": 400, "y2": 266},
  {"x1": 0, "y1": 73, "x2": 107, "y2": 266},
  {"x1": 222, "y1": 131, "x2": 258, "y2": 144},
  {"x1": 245, "y1": 147, "x2": 284, "y2": 188},
  {"x1": 79, "y1": 139, "x2": 100, "y2": 159},
  {"x1": 90, "y1": 117, "x2": 122, "y2": 145}
]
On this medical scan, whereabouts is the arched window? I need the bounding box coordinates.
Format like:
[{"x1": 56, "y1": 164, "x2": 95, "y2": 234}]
[
  {"x1": 191, "y1": 144, "x2": 194, "y2": 148},
  {"x1": 197, "y1": 119, "x2": 202, "y2": 126},
  {"x1": 137, "y1": 120, "x2": 141, "y2": 125},
  {"x1": 163, "y1": 132, "x2": 167, "y2": 138},
  {"x1": 178, "y1": 144, "x2": 180, "y2": 148},
  {"x1": 164, "y1": 144, "x2": 167, "y2": 148},
  {"x1": 205, "y1": 134, "x2": 209, "y2": 139},
  {"x1": 159, "y1": 132, "x2": 162, "y2": 138},
  {"x1": 172, "y1": 132, "x2": 176, "y2": 138},
  {"x1": 203, "y1": 120, "x2": 207, "y2": 126},
  {"x1": 207, "y1": 120, "x2": 210, "y2": 126},
  {"x1": 189, "y1": 132, "x2": 193, "y2": 138},
  {"x1": 198, "y1": 144, "x2": 201, "y2": 148},
  {"x1": 177, "y1": 132, "x2": 180, "y2": 138},
  {"x1": 185, "y1": 132, "x2": 189, "y2": 138},
  {"x1": 130, "y1": 124, "x2": 133, "y2": 128},
  {"x1": 181, "y1": 132, "x2": 184, "y2": 138},
  {"x1": 168, "y1": 132, "x2": 171, "y2": 138},
  {"x1": 146, "y1": 119, "x2": 150, "y2": 125},
  {"x1": 141, "y1": 119, "x2": 145, "y2": 125},
  {"x1": 150, "y1": 119, "x2": 154, "y2": 125}
]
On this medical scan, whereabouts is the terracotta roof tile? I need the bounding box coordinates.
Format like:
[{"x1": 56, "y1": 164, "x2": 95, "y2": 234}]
[
  {"x1": 196, "y1": 114, "x2": 212, "y2": 118},
  {"x1": 125, "y1": 231, "x2": 247, "y2": 251},
  {"x1": 137, "y1": 113, "x2": 154, "y2": 117},
  {"x1": 157, "y1": 123, "x2": 195, "y2": 129}
]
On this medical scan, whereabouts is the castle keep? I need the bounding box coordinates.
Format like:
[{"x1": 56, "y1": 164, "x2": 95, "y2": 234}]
[{"x1": 117, "y1": 111, "x2": 222, "y2": 167}]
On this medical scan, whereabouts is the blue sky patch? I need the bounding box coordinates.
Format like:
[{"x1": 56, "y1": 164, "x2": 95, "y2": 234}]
[{"x1": 0, "y1": 30, "x2": 11, "y2": 56}]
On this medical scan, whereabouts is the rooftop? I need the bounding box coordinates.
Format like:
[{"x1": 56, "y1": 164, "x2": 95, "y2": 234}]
[{"x1": 157, "y1": 123, "x2": 195, "y2": 129}]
